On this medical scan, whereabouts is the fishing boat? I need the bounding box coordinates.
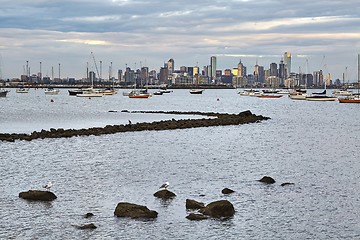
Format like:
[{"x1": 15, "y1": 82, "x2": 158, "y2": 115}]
[
  {"x1": 289, "y1": 93, "x2": 307, "y2": 100},
  {"x1": 238, "y1": 89, "x2": 261, "y2": 96},
  {"x1": 76, "y1": 52, "x2": 104, "y2": 98},
  {"x1": 44, "y1": 88, "x2": 60, "y2": 95},
  {"x1": 332, "y1": 89, "x2": 353, "y2": 96},
  {"x1": 100, "y1": 88, "x2": 118, "y2": 95},
  {"x1": 16, "y1": 88, "x2": 29, "y2": 93},
  {"x1": 256, "y1": 94, "x2": 283, "y2": 98},
  {"x1": 339, "y1": 54, "x2": 360, "y2": 103},
  {"x1": 189, "y1": 89, "x2": 204, "y2": 94},
  {"x1": 0, "y1": 88, "x2": 9, "y2": 97},
  {"x1": 76, "y1": 88, "x2": 104, "y2": 97},
  {"x1": 68, "y1": 88, "x2": 85, "y2": 96},
  {"x1": 305, "y1": 95, "x2": 338, "y2": 101},
  {"x1": 128, "y1": 90, "x2": 152, "y2": 98}
]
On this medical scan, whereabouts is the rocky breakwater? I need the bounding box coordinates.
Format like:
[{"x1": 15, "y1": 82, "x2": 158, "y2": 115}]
[{"x1": 0, "y1": 110, "x2": 270, "y2": 142}]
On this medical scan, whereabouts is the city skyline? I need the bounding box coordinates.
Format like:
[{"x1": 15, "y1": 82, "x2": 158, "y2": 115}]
[{"x1": 1, "y1": 1, "x2": 360, "y2": 81}]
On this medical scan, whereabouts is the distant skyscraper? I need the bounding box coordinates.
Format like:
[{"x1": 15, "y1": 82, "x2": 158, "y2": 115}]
[
  {"x1": 284, "y1": 52, "x2": 291, "y2": 78},
  {"x1": 270, "y1": 63, "x2": 278, "y2": 77},
  {"x1": 237, "y1": 59, "x2": 245, "y2": 77},
  {"x1": 210, "y1": 56, "x2": 217, "y2": 82},
  {"x1": 167, "y1": 59, "x2": 174, "y2": 74},
  {"x1": 278, "y1": 60, "x2": 285, "y2": 83}
]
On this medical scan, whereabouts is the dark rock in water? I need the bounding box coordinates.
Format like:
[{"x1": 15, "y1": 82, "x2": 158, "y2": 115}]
[
  {"x1": 108, "y1": 110, "x2": 117, "y2": 113},
  {"x1": 121, "y1": 109, "x2": 129, "y2": 112},
  {"x1": 153, "y1": 189, "x2": 176, "y2": 199},
  {"x1": 186, "y1": 199, "x2": 205, "y2": 210},
  {"x1": 19, "y1": 190, "x2": 57, "y2": 201},
  {"x1": 84, "y1": 213, "x2": 94, "y2": 218},
  {"x1": 221, "y1": 188, "x2": 235, "y2": 194},
  {"x1": 199, "y1": 200, "x2": 235, "y2": 219},
  {"x1": 114, "y1": 202, "x2": 158, "y2": 219},
  {"x1": 76, "y1": 223, "x2": 97, "y2": 229},
  {"x1": 186, "y1": 213, "x2": 208, "y2": 221},
  {"x1": 281, "y1": 182, "x2": 295, "y2": 186},
  {"x1": 258, "y1": 176, "x2": 276, "y2": 184}
]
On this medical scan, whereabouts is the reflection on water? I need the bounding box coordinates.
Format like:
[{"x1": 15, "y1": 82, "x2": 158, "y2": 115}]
[{"x1": 1, "y1": 89, "x2": 360, "y2": 239}]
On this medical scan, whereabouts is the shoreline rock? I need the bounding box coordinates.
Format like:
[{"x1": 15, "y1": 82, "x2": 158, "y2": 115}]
[{"x1": 0, "y1": 110, "x2": 270, "y2": 142}]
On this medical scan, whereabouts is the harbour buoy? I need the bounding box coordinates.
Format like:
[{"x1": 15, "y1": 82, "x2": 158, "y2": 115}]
[{"x1": 50, "y1": 99, "x2": 54, "y2": 102}]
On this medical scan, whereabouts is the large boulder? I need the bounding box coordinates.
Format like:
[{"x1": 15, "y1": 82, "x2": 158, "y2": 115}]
[
  {"x1": 153, "y1": 189, "x2": 176, "y2": 199},
  {"x1": 186, "y1": 199, "x2": 205, "y2": 210},
  {"x1": 199, "y1": 200, "x2": 235, "y2": 219},
  {"x1": 258, "y1": 176, "x2": 276, "y2": 184},
  {"x1": 19, "y1": 190, "x2": 57, "y2": 201},
  {"x1": 114, "y1": 202, "x2": 158, "y2": 219}
]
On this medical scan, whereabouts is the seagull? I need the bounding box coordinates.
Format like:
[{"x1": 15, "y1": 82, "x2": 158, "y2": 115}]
[
  {"x1": 159, "y1": 182, "x2": 169, "y2": 190},
  {"x1": 128, "y1": 120, "x2": 132, "y2": 125},
  {"x1": 43, "y1": 181, "x2": 53, "y2": 191}
]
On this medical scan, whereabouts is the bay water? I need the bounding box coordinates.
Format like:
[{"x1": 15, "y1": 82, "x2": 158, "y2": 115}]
[{"x1": 1, "y1": 88, "x2": 359, "y2": 239}]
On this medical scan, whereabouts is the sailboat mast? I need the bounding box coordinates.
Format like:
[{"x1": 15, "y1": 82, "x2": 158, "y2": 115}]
[{"x1": 358, "y1": 54, "x2": 360, "y2": 97}]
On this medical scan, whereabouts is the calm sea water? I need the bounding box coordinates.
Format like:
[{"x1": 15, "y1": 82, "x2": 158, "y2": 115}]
[{"x1": 1, "y1": 88, "x2": 360, "y2": 239}]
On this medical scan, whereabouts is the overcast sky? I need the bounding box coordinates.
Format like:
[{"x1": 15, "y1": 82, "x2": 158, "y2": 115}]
[{"x1": 1, "y1": 0, "x2": 360, "y2": 81}]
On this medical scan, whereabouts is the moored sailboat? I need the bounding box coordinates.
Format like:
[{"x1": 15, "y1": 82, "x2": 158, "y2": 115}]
[{"x1": 339, "y1": 54, "x2": 360, "y2": 103}]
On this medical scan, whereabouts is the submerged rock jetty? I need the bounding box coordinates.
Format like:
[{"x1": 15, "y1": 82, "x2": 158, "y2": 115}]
[{"x1": 0, "y1": 110, "x2": 269, "y2": 142}]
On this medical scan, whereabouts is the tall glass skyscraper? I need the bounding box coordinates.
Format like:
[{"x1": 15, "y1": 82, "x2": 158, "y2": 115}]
[
  {"x1": 210, "y1": 56, "x2": 217, "y2": 82},
  {"x1": 284, "y1": 52, "x2": 291, "y2": 78}
]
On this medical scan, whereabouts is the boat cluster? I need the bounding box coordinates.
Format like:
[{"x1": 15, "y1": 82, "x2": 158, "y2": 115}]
[{"x1": 238, "y1": 88, "x2": 360, "y2": 102}]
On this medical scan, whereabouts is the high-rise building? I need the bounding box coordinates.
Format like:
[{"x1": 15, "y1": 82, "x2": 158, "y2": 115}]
[
  {"x1": 278, "y1": 60, "x2": 286, "y2": 84},
  {"x1": 237, "y1": 59, "x2": 245, "y2": 77},
  {"x1": 193, "y1": 66, "x2": 199, "y2": 76},
  {"x1": 270, "y1": 63, "x2": 278, "y2": 76},
  {"x1": 210, "y1": 56, "x2": 217, "y2": 82},
  {"x1": 167, "y1": 59, "x2": 174, "y2": 74},
  {"x1": 313, "y1": 70, "x2": 323, "y2": 86},
  {"x1": 284, "y1": 52, "x2": 291, "y2": 78}
]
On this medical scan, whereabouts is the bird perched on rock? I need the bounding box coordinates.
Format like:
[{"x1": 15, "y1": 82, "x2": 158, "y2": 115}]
[
  {"x1": 43, "y1": 181, "x2": 53, "y2": 191},
  {"x1": 159, "y1": 182, "x2": 169, "y2": 190}
]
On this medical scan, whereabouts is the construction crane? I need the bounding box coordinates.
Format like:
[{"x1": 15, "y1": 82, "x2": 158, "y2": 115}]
[{"x1": 90, "y1": 52, "x2": 101, "y2": 80}]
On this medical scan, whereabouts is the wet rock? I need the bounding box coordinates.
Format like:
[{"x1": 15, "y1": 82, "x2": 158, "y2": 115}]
[
  {"x1": 281, "y1": 182, "x2": 295, "y2": 186},
  {"x1": 199, "y1": 200, "x2": 235, "y2": 219},
  {"x1": 84, "y1": 213, "x2": 94, "y2": 218},
  {"x1": 221, "y1": 188, "x2": 235, "y2": 194},
  {"x1": 258, "y1": 176, "x2": 276, "y2": 184},
  {"x1": 186, "y1": 213, "x2": 208, "y2": 221},
  {"x1": 186, "y1": 199, "x2": 205, "y2": 210},
  {"x1": 19, "y1": 190, "x2": 57, "y2": 201},
  {"x1": 153, "y1": 189, "x2": 176, "y2": 199},
  {"x1": 114, "y1": 202, "x2": 158, "y2": 219}
]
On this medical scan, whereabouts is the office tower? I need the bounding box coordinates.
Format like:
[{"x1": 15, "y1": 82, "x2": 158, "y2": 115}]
[
  {"x1": 270, "y1": 63, "x2": 278, "y2": 76},
  {"x1": 284, "y1": 52, "x2": 291, "y2": 78},
  {"x1": 193, "y1": 66, "x2": 199, "y2": 76},
  {"x1": 238, "y1": 59, "x2": 245, "y2": 77},
  {"x1": 278, "y1": 60, "x2": 285, "y2": 84},
  {"x1": 167, "y1": 59, "x2": 174, "y2": 74},
  {"x1": 210, "y1": 56, "x2": 216, "y2": 82}
]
